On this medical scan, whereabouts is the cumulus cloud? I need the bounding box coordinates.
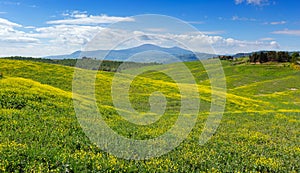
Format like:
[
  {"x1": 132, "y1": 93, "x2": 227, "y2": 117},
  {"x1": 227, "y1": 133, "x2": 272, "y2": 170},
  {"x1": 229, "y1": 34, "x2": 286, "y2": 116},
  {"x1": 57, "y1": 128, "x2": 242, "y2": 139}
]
[
  {"x1": 32, "y1": 25, "x2": 103, "y2": 43},
  {"x1": 0, "y1": 18, "x2": 39, "y2": 45},
  {"x1": 0, "y1": 15, "x2": 281, "y2": 57},
  {"x1": 47, "y1": 12, "x2": 135, "y2": 25},
  {"x1": 0, "y1": 19, "x2": 40, "y2": 56},
  {"x1": 0, "y1": 18, "x2": 22, "y2": 27},
  {"x1": 208, "y1": 36, "x2": 279, "y2": 54}
]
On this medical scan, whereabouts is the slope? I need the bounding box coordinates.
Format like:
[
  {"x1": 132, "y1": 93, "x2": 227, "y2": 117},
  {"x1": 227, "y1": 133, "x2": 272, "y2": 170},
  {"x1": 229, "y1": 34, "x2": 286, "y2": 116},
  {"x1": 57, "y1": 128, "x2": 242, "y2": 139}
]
[{"x1": 0, "y1": 59, "x2": 299, "y2": 172}]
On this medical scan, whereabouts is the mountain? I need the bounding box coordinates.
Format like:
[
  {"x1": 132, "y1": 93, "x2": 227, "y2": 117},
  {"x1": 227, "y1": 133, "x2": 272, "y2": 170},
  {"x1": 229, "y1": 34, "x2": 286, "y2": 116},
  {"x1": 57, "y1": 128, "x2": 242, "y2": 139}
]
[{"x1": 45, "y1": 44, "x2": 216, "y2": 64}]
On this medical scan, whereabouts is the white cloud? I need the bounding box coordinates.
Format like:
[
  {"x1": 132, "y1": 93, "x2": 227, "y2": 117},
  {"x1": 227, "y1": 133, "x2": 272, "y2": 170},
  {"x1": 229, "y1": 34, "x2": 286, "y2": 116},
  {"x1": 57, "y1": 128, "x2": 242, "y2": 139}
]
[
  {"x1": 47, "y1": 12, "x2": 135, "y2": 25},
  {"x1": 62, "y1": 10, "x2": 87, "y2": 17},
  {"x1": 264, "y1": 21, "x2": 286, "y2": 25},
  {"x1": 272, "y1": 29, "x2": 300, "y2": 36},
  {"x1": 260, "y1": 37, "x2": 275, "y2": 41},
  {"x1": 0, "y1": 18, "x2": 38, "y2": 45},
  {"x1": 210, "y1": 37, "x2": 279, "y2": 54},
  {"x1": 144, "y1": 28, "x2": 168, "y2": 32},
  {"x1": 25, "y1": 25, "x2": 104, "y2": 55},
  {"x1": 24, "y1": 26, "x2": 36, "y2": 29},
  {"x1": 232, "y1": 16, "x2": 257, "y2": 22},
  {"x1": 0, "y1": 1, "x2": 21, "y2": 6},
  {"x1": 32, "y1": 25, "x2": 102, "y2": 40},
  {"x1": 0, "y1": 19, "x2": 40, "y2": 56},
  {"x1": 0, "y1": 18, "x2": 22, "y2": 27},
  {"x1": 200, "y1": 31, "x2": 225, "y2": 35},
  {"x1": 235, "y1": 0, "x2": 269, "y2": 6},
  {"x1": 0, "y1": 37, "x2": 39, "y2": 43},
  {"x1": 270, "y1": 41, "x2": 279, "y2": 47},
  {"x1": 235, "y1": 0, "x2": 244, "y2": 4},
  {"x1": 0, "y1": 15, "x2": 281, "y2": 57},
  {"x1": 270, "y1": 21, "x2": 286, "y2": 25}
]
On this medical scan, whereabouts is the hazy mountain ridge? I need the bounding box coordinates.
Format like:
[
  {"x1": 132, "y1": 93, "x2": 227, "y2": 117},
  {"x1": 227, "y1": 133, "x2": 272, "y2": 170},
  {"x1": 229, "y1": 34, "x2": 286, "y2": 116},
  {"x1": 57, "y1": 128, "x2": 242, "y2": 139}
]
[{"x1": 45, "y1": 44, "x2": 216, "y2": 63}]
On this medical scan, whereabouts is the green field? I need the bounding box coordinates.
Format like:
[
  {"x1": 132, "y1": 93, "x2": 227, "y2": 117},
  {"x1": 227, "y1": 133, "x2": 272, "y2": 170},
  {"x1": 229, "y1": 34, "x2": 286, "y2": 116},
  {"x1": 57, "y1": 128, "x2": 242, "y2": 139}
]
[{"x1": 0, "y1": 59, "x2": 299, "y2": 172}]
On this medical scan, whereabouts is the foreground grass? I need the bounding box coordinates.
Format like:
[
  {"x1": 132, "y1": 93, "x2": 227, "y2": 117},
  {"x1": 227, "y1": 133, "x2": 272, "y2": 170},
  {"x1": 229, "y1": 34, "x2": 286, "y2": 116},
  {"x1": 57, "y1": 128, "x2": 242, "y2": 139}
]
[{"x1": 0, "y1": 59, "x2": 299, "y2": 172}]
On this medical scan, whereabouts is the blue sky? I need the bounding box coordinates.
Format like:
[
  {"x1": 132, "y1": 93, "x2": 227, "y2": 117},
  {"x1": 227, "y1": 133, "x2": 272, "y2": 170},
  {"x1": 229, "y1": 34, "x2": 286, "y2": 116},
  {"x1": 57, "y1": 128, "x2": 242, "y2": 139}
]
[{"x1": 0, "y1": 0, "x2": 299, "y2": 56}]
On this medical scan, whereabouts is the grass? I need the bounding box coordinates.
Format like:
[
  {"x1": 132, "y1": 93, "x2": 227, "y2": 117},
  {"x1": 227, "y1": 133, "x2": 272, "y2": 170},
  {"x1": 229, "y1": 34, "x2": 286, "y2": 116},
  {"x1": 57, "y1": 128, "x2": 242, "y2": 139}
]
[{"x1": 0, "y1": 59, "x2": 299, "y2": 172}]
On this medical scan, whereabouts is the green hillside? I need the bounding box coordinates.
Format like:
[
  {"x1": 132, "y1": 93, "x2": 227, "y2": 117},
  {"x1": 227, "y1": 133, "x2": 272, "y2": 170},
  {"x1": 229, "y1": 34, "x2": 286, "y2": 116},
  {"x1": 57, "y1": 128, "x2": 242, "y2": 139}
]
[{"x1": 0, "y1": 59, "x2": 299, "y2": 172}]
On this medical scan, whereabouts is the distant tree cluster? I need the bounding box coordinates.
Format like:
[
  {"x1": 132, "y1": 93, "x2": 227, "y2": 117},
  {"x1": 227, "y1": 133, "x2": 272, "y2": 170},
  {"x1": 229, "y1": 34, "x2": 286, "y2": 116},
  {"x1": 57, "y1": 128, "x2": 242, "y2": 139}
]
[
  {"x1": 217, "y1": 55, "x2": 234, "y2": 60},
  {"x1": 249, "y1": 51, "x2": 293, "y2": 63},
  {"x1": 77, "y1": 58, "x2": 159, "y2": 72}
]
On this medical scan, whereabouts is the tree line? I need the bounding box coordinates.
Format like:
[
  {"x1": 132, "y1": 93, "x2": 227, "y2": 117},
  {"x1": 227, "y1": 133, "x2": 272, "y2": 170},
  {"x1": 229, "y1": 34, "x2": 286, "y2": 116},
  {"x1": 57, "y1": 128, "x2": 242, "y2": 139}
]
[
  {"x1": 216, "y1": 51, "x2": 300, "y2": 65},
  {"x1": 249, "y1": 51, "x2": 299, "y2": 64}
]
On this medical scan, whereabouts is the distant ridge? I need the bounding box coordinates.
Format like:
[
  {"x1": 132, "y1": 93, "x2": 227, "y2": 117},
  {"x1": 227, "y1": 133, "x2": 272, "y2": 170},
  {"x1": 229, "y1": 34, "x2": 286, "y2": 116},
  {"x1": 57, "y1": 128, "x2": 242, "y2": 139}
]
[{"x1": 45, "y1": 44, "x2": 216, "y2": 64}]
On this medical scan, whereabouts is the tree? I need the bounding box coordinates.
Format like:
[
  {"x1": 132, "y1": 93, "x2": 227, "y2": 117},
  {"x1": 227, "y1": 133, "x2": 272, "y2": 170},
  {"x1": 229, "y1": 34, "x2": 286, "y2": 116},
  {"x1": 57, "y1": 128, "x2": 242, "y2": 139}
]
[
  {"x1": 277, "y1": 51, "x2": 290, "y2": 62},
  {"x1": 292, "y1": 52, "x2": 300, "y2": 64},
  {"x1": 259, "y1": 52, "x2": 268, "y2": 63},
  {"x1": 250, "y1": 53, "x2": 259, "y2": 63},
  {"x1": 267, "y1": 51, "x2": 277, "y2": 62}
]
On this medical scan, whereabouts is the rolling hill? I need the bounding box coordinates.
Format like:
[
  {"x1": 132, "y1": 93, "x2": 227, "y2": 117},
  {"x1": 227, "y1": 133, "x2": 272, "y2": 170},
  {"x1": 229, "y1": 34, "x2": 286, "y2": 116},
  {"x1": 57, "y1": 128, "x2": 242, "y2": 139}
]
[{"x1": 0, "y1": 59, "x2": 299, "y2": 172}]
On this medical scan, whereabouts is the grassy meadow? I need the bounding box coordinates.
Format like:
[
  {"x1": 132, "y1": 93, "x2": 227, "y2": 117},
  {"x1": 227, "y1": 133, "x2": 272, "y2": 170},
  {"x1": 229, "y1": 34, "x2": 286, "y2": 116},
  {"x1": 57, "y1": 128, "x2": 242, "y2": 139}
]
[{"x1": 0, "y1": 59, "x2": 299, "y2": 172}]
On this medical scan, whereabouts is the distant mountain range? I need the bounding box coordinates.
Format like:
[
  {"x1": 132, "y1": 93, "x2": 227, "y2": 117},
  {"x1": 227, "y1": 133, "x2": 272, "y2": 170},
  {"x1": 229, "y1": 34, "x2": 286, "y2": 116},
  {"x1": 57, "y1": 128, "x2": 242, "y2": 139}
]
[
  {"x1": 45, "y1": 44, "x2": 216, "y2": 64},
  {"x1": 45, "y1": 44, "x2": 298, "y2": 64}
]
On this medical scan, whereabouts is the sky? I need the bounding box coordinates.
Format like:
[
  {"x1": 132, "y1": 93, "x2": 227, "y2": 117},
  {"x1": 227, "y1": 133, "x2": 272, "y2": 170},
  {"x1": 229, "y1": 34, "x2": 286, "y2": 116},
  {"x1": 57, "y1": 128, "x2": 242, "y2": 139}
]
[{"x1": 0, "y1": 0, "x2": 299, "y2": 56}]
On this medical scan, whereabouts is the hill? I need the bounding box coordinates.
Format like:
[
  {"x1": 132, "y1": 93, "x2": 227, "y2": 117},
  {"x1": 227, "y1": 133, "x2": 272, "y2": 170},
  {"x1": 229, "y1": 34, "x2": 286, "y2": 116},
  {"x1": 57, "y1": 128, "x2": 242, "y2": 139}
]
[{"x1": 0, "y1": 59, "x2": 299, "y2": 172}]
